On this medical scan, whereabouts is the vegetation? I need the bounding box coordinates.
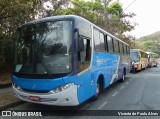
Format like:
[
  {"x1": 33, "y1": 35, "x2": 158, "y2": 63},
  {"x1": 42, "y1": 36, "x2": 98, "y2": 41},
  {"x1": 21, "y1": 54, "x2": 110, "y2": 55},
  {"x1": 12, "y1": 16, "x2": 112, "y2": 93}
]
[
  {"x1": 56, "y1": 0, "x2": 136, "y2": 43},
  {"x1": 0, "y1": 0, "x2": 41, "y2": 72},
  {"x1": 0, "y1": 0, "x2": 136, "y2": 74},
  {"x1": 136, "y1": 31, "x2": 160, "y2": 54}
]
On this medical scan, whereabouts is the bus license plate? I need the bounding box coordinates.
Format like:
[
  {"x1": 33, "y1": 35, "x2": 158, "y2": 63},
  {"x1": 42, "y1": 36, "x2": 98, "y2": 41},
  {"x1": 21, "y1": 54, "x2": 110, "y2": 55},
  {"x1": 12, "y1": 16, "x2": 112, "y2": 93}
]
[{"x1": 29, "y1": 96, "x2": 40, "y2": 101}]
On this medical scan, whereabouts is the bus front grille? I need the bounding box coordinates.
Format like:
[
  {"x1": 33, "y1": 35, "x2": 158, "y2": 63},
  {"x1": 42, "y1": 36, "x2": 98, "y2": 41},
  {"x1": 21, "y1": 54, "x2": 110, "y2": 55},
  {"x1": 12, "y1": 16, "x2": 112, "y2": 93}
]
[{"x1": 22, "y1": 88, "x2": 50, "y2": 94}]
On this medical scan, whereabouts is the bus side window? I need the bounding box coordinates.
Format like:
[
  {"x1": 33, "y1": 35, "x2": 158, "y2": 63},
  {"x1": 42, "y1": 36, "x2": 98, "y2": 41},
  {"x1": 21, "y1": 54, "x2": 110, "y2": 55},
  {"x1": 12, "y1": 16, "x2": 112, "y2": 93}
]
[
  {"x1": 105, "y1": 35, "x2": 108, "y2": 52},
  {"x1": 123, "y1": 45, "x2": 126, "y2": 54},
  {"x1": 107, "y1": 35, "x2": 114, "y2": 52},
  {"x1": 120, "y1": 42, "x2": 124, "y2": 54},
  {"x1": 85, "y1": 39, "x2": 91, "y2": 61},
  {"x1": 141, "y1": 52, "x2": 144, "y2": 58},
  {"x1": 113, "y1": 39, "x2": 119, "y2": 53},
  {"x1": 118, "y1": 41, "x2": 120, "y2": 53},
  {"x1": 126, "y1": 45, "x2": 128, "y2": 54},
  {"x1": 100, "y1": 32, "x2": 105, "y2": 51},
  {"x1": 94, "y1": 29, "x2": 101, "y2": 51},
  {"x1": 112, "y1": 38, "x2": 114, "y2": 52},
  {"x1": 78, "y1": 36, "x2": 91, "y2": 73},
  {"x1": 123, "y1": 44, "x2": 126, "y2": 54},
  {"x1": 127, "y1": 46, "x2": 130, "y2": 54}
]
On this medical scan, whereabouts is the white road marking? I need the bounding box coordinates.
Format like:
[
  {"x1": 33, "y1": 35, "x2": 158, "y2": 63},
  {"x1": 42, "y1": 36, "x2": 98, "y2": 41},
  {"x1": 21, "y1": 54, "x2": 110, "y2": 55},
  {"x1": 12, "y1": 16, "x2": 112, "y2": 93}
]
[
  {"x1": 98, "y1": 101, "x2": 107, "y2": 109},
  {"x1": 120, "y1": 86, "x2": 125, "y2": 90},
  {"x1": 112, "y1": 92, "x2": 118, "y2": 97},
  {"x1": 125, "y1": 82, "x2": 129, "y2": 85},
  {"x1": 130, "y1": 79, "x2": 133, "y2": 81}
]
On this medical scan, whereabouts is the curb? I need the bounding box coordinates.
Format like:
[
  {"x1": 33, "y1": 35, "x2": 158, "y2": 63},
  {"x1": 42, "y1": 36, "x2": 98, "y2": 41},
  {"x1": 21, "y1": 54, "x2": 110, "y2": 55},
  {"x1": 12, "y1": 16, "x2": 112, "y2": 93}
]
[
  {"x1": 0, "y1": 100, "x2": 25, "y2": 110},
  {"x1": 0, "y1": 83, "x2": 12, "y2": 89}
]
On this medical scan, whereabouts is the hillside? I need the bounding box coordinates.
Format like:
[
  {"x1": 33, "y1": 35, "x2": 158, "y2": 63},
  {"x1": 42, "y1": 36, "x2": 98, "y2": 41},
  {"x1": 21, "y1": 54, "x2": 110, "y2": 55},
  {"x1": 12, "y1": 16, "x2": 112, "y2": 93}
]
[
  {"x1": 136, "y1": 31, "x2": 160, "y2": 54},
  {"x1": 137, "y1": 31, "x2": 160, "y2": 42}
]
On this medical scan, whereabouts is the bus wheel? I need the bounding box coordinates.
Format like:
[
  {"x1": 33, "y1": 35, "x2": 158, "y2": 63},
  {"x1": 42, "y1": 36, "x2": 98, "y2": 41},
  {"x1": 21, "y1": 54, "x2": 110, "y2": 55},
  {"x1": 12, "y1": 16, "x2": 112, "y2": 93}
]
[
  {"x1": 144, "y1": 65, "x2": 147, "y2": 69},
  {"x1": 155, "y1": 63, "x2": 157, "y2": 67},
  {"x1": 91, "y1": 80, "x2": 101, "y2": 100}
]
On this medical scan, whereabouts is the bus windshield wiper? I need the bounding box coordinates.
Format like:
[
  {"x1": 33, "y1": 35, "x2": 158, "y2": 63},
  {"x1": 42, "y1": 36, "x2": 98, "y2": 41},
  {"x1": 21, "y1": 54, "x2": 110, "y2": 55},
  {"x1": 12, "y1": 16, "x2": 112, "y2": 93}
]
[{"x1": 36, "y1": 49, "x2": 53, "y2": 79}]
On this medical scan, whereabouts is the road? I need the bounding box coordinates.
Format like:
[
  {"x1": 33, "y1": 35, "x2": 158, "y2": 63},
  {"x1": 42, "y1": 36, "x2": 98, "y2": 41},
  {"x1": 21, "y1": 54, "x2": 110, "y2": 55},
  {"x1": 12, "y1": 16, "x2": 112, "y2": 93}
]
[{"x1": 1, "y1": 66, "x2": 160, "y2": 119}]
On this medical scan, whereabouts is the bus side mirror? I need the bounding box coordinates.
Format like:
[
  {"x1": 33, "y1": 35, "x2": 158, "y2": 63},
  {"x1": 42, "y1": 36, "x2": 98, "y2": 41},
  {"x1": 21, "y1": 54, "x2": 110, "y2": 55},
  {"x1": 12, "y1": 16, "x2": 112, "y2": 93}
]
[{"x1": 75, "y1": 28, "x2": 84, "y2": 51}]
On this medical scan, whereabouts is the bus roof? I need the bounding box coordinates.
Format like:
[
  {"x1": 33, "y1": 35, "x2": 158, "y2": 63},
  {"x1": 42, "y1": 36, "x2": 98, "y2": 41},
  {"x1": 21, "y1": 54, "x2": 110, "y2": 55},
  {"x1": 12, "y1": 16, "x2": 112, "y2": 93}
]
[
  {"x1": 19, "y1": 15, "x2": 129, "y2": 46},
  {"x1": 146, "y1": 51, "x2": 158, "y2": 55},
  {"x1": 130, "y1": 49, "x2": 146, "y2": 53}
]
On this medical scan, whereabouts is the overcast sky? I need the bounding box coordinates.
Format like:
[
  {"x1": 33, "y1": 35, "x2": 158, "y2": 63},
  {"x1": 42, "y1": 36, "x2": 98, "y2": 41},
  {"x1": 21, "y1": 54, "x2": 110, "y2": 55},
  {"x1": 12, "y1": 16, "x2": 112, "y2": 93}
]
[{"x1": 119, "y1": 0, "x2": 160, "y2": 38}]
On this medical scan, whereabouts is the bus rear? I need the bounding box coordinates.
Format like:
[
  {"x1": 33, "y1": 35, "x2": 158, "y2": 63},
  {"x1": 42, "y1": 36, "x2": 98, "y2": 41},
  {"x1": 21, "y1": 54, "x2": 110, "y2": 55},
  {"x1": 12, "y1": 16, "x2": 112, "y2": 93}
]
[{"x1": 147, "y1": 52, "x2": 159, "y2": 67}]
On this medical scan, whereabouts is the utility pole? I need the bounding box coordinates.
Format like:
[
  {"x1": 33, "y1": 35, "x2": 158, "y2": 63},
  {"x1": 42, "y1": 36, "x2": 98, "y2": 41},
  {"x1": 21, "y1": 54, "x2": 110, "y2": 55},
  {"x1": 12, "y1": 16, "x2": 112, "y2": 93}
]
[{"x1": 134, "y1": 37, "x2": 135, "y2": 48}]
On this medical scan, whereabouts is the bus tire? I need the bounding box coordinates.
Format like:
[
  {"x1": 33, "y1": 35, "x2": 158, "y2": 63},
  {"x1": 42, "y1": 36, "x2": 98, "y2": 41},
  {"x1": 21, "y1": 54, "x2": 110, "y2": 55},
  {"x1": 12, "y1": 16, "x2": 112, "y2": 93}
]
[
  {"x1": 91, "y1": 80, "x2": 101, "y2": 100},
  {"x1": 155, "y1": 63, "x2": 157, "y2": 67},
  {"x1": 139, "y1": 65, "x2": 142, "y2": 71},
  {"x1": 144, "y1": 64, "x2": 147, "y2": 69}
]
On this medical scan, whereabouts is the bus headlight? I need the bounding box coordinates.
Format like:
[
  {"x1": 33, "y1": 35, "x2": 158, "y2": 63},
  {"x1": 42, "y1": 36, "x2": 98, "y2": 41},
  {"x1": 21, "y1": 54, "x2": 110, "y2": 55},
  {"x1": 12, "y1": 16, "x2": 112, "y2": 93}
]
[
  {"x1": 50, "y1": 83, "x2": 74, "y2": 94},
  {"x1": 13, "y1": 83, "x2": 16, "y2": 88},
  {"x1": 12, "y1": 83, "x2": 23, "y2": 91}
]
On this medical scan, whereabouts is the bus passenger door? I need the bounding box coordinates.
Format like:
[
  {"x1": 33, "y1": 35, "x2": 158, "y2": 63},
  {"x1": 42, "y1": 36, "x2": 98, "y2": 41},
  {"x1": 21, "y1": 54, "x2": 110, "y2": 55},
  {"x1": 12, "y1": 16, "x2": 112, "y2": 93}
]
[{"x1": 77, "y1": 37, "x2": 93, "y2": 103}]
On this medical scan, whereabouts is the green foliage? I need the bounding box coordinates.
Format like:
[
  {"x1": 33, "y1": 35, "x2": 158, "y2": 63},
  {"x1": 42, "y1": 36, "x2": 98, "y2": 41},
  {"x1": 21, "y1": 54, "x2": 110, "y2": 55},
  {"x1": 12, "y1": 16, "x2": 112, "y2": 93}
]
[
  {"x1": 56, "y1": 0, "x2": 105, "y2": 27},
  {"x1": 137, "y1": 31, "x2": 160, "y2": 54},
  {"x1": 144, "y1": 42, "x2": 153, "y2": 50},
  {"x1": 108, "y1": 1, "x2": 122, "y2": 15},
  {"x1": 0, "y1": 0, "x2": 41, "y2": 71},
  {"x1": 55, "y1": 0, "x2": 136, "y2": 38}
]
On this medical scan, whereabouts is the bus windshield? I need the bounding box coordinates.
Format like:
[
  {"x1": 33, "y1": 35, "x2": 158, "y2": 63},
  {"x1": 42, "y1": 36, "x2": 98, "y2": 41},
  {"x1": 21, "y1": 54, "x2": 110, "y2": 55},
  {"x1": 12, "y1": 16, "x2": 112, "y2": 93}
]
[
  {"x1": 130, "y1": 52, "x2": 139, "y2": 62},
  {"x1": 14, "y1": 20, "x2": 73, "y2": 77}
]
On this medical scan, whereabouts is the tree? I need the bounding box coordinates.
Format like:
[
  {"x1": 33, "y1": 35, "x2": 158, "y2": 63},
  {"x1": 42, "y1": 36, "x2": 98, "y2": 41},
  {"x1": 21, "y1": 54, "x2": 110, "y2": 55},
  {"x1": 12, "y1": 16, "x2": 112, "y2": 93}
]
[
  {"x1": 0, "y1": 0, "x2": 41, "y2": 71},
  {"x1": 37, "y1": 0, "x2": 71, "y2": 17},
  {"x1": 54, "y1": 0, "x2": 136, "y2": 44},
  {"x1": 144, "y1": 41, "x2": 160, "y2": 54}
]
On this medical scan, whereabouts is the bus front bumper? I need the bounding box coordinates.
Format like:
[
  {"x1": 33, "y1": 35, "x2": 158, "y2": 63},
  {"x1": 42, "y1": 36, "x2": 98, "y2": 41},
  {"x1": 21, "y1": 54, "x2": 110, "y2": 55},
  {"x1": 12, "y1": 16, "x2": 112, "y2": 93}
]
[{"x1": 12, "y1": 84, "x2": 79, "y2": 106}]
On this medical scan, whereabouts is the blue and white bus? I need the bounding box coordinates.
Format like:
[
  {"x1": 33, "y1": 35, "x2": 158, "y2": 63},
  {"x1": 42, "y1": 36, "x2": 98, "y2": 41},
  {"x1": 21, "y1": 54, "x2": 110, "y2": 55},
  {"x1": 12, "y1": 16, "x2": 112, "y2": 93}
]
[{"x1": 12, "y1": 15, "x2": 130, "y2": 106}]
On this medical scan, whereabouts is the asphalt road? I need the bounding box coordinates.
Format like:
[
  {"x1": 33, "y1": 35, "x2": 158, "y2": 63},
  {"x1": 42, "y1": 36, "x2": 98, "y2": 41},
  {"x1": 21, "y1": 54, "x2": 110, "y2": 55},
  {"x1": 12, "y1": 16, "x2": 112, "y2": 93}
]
[{"x1": 1, "y1": 66, "x2": 160, "y2": 119}]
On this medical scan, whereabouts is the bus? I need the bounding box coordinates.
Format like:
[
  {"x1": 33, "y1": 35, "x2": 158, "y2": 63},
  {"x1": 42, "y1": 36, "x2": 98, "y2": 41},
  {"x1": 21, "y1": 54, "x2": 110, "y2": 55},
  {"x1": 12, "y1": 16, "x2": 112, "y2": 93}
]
[
  {"x1": 146, "y1": 52, "x2": 159, "y2": 67},
  {"x1": 12, "y1": 15, "x2": 130, "y2": 106},
  {"x1": 130, "y1": 49, "x2": 148, "y2": 71}
]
